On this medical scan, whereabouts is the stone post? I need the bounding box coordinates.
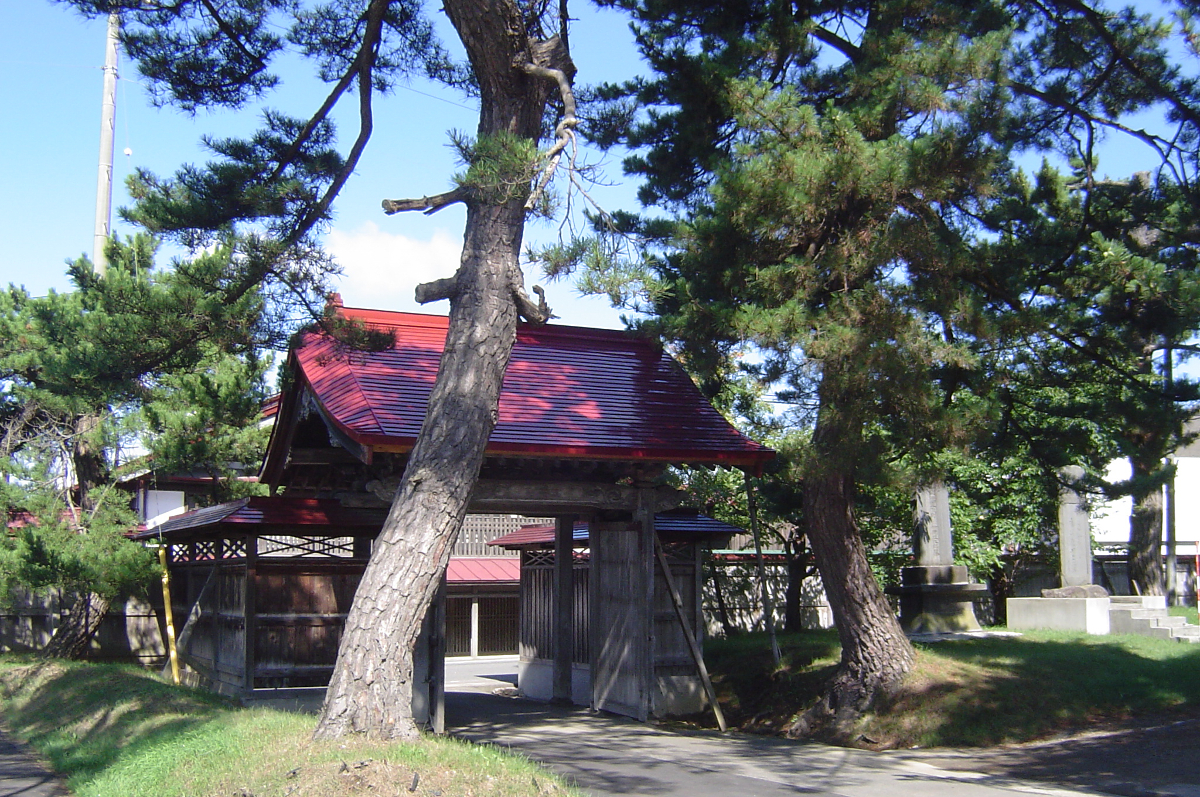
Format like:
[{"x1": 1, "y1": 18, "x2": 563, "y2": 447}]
[
  {"x1": 1058, "y1": 466, "x2": 1093, "y2": 588},
  {"x1": 915, "y1": 482, "x2": 954, "y2": 567},
  {"x1": 888, "y1": 481, "x2": 985, "y2": 633}
]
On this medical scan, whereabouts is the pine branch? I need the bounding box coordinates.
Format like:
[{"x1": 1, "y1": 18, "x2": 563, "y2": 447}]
[
  {"x1": 381, "y1": 188, "x2": 468, "y2": 215},
  {"x1": 521, "y1": 55, "x2": 579, "y2": 210}
]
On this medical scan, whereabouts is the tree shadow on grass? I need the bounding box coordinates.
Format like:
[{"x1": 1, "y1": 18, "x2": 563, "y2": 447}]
[
  {"x1": 890, "y1": 634, "x2": 1200, "y2": 746},
  {"x1": 0, "y1": 660, "x2": 231, "y2": 784},
  {"x1": 705, "y1": 631, "x2": 841, "y2": 727}
]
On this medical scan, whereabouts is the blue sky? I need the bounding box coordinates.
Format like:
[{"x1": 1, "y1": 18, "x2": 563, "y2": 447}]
[
  {"x1": 0, "y1": 1, "x2": 643, "y2": 329},
  {"x1": 0, "y1": 1, "x2": 1184, "y2": 335}
]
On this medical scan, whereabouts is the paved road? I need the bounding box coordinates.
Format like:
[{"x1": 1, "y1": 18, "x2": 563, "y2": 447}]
[
  {"x1": 444, "y1": 661, "x2": 1200, "y2": 797},
  {"x1": 0, "y1": 732, "x2": 68, "y2": 797}
]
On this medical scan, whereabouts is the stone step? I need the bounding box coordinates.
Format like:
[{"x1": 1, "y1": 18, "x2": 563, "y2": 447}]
[
  {"x1": 1109, "y1": 607, "x2": 1168, "y2": 622},
  {"x1": 1170, "y1": 625, "x2": 1200, "y2": 638},
  {"x1": 1156, "y1": 616, "x2": 1187, "y2": 628},
  {"x1": 1109, "y1": 595, "x2": 1169, "y2": 609}
]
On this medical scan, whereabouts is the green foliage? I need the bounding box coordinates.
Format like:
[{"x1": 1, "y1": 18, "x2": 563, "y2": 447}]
[
  {"x1": 140, "y1": 349, "x2": 272, "y2": 503},
  {"x1": 452, "y1": 130, "x2": 541, "y2": 205},
  {"x1": 582, "y1": 1, "x2": 1200, "y2": 586},
  {"x1": 57, "y1": 0, "x2": 453, "y2": 318},
  {"x1": 0, "y1": 237, "x2": 269, "y2": 599},
  {"x1": 0, "y1": 498, "x2": 154, "y2": 603}
]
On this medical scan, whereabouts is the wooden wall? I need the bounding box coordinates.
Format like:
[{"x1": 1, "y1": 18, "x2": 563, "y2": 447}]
[{"x1": 518, "y1": 550, "x2": 588, "y2": 664}]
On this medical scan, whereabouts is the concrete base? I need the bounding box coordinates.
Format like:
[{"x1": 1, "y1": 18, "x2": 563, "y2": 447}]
[
  {"x1": 652, "y1": 674, "x2": 708, "y2": 717},
  {"x1": 518, "y1": 659, "x2": 591, "y2": 707},
  {"x1": 1006, "y1": 597, "x2": 1111, "y2": 634},
  {"x1": 889, "y1": 566, "x2": 987, "y2": 633}
]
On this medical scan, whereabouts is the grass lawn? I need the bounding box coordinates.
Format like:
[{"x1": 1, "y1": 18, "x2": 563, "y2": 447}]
[
  {"x1": 0, "y1": 657, "x2": 577, "y2": 797},
  {"x1": 1169, "y1": 604, "x2": 1200, "y2": 621},
  {"x1": 702, "y1": 629, "x2": 1200, "y2": 749}
]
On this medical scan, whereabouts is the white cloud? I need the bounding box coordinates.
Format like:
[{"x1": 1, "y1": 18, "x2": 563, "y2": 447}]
[
  {"x1": 323, "y1": 219, "x2": 627, "y2": 329},
  {"x1": 325, "y1": 221, "x2": 461, "y2": 313}
]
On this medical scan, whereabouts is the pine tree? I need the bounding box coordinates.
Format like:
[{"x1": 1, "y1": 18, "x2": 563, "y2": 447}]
[
  {"x1": 980, "y1": 165, "x2": 1200, "y2": 596},
  {"x1": 583, "y1": 0, "x2": 1200, "y2": 733},
  {"x1": 57, "y1": 0, "x2": 586, "y2": 737},
  {"x1": 0, "y1": 235, "x2": 269, "y2": 656}
]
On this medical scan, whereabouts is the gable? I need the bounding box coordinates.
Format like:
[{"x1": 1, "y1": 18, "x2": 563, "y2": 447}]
[{"x1": 263, "y1": 304, "x2": 772, "y2": 483}]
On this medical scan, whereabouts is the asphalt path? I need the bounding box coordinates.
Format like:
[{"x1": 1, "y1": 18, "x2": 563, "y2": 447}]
[
  {"x1": 444, "y1": 656, "x2": 1200, "y2": 797},
  {"x1": 0, "y1": 732, "x2": 69, "y2": 797}
]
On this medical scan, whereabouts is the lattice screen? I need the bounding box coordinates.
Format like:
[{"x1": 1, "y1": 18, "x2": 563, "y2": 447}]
[{"x1": 454, "y1": 514, "x2": 553, "y2": 556}]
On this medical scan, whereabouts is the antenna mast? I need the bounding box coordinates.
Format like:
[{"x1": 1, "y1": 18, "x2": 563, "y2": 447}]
[{"x1": 92, "y1": 11, "x2": 119, "y2": 276}]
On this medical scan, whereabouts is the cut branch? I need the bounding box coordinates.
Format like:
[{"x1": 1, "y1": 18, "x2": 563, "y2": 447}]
[
  {"x1": 381, "y1": 188, "x2": 468, "y2": 216},
  {"x1": 513, "y1": 284, "x2": 554, "y2": 324},
  {"x1": 415, "y1": 277, "x2": 458, "y2": 305}
]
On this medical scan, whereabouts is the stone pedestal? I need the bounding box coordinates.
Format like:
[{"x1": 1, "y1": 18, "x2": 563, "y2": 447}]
[
  {"x1": 1006, "y1": 596, "x2": 1110, "y2": 634},
  {"x1": 889, "y1": 565, "x2": 987, "y2": 633}
]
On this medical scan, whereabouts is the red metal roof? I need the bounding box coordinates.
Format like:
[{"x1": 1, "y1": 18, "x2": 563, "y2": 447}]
[
  {"x1": 289, "y1": 306, "x2": 772, "y2": 466},
  {"x1": 446, "y1": 557, "x2": 521, "y2": 584},
  {"x1": 489, "y1": 510, "x2": 743, "y2": 549},
  {"x1": 129, "y1": 496, "x2": 388, "y2": 540}
]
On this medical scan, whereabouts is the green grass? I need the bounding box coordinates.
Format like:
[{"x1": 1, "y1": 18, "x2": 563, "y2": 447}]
[
  {"x1": 1169, "y1": 604, "x2": 1200, "y2": 620},
  {"x1": 702, "y1": 629, "x2": 1200, "y2": 749},
  {"x1": 0, "y1": 657, "x2": 577, "y2": 797}
]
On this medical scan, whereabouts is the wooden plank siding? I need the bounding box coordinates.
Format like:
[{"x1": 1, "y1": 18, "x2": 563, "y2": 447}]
[
  {"x1": 251, "y1": 561, "x2": 364, "y2": 687},
  {"x1": 589, "y1": 520, "x2": 648, "y2": 720},
  {"x1": 519, "y1": 550, "x2": 589, "y2": 665},
  {"x1": 653, "y1": 542, "x2": 703, "y2": 672}
]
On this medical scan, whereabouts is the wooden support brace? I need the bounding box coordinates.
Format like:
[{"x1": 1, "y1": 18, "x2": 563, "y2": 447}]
[
  {"x1": 164, "y1": 565, "x2": 217, "y2": 679},
  {"x1": 654, "y1": 536, "x2": 727, "y2": 732}
]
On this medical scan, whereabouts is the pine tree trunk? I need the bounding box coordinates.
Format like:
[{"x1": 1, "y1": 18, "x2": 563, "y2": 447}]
[
  {"x1": 72, "y1": 414, "x2": 105, "y2": 511},
  {"x1": 784, "y1": 552, "x2": 806, "y2": 633},
  {"x1": 708, "y1": 562, "x2": 738, "y2": 637},
  {"x1": 1128, "y1": 454, "x2": 1165, "y2": 596},
  {"x1": 314, "y1": 0, "x2": 565, "y2": 739},
  {"x1": 988, "y1": 565, "x2": 1011, "y2": 627},
  {"x1": 789, "y1": 395, "x2": 913, "y2": 739},
  {"x1": 42, "y1": 592, "x2": 111, "y2": 660}
]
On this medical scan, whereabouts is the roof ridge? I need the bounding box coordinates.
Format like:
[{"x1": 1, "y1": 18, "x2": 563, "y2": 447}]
[{"x1": 336, "y1": 305, "x2": 640, "y2": 343}]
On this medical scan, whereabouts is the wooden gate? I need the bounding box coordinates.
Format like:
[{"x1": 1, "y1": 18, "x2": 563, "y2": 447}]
[{"x1": 589, "y1": 520, "x2": 651, "y2": 720}]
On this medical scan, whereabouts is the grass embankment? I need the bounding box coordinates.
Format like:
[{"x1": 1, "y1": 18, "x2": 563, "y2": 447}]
[
  {"x1": 0, "y1": 658, "x2": 576, "y2": 797},
  {"x1": 704, "y1": 629, "x2": 1200, "y2": 749}
]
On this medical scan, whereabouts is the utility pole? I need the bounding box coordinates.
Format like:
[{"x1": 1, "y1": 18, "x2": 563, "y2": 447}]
[
  {"x1": 92, "y1": 11, "x2": 119, "y2": 276},
  {"x1": 1166, "y1": 341, "x2": 1178, "y2": 604}
]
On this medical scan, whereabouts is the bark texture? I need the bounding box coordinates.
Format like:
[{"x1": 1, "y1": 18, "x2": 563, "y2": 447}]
[
  {"x1": 1128, "y1": 453, "x2": 1165, "y2": 596},
  {"x1": 314, "y1": 0, "x2": 568, "y2": 739},
  {"x1": 42, "y1": 592, "x2": 111, "y2": 660},
  {"x1": 789, "y1": 394, "x2": 914, "y2": 738}
]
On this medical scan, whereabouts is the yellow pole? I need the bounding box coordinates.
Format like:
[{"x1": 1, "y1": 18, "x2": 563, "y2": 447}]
[{"x1": 159, "y1": 546, "x2": 181, "y2": 685}]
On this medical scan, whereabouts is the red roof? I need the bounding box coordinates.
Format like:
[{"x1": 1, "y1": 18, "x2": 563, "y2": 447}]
[
  {"x1": 7, "y1": 509, "x2": 80, "y2": 531},
  {"x1": 129, "y1": 496, "x2": 387, "y2": 540},
  {"x1": 446, "y1": 557, "x2": 520, "y2": 584},
  {"x1": 282, "y1": 306, "x2": 772, "y2": 467}
]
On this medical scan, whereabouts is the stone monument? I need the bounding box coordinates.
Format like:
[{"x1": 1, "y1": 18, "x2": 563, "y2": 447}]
[
  {"x1": 1007, "y1": 466, "x2": 1111, "y2": 634},
  {"x1": 888, "y1": 482, "x2": 986, "y2": 633}
]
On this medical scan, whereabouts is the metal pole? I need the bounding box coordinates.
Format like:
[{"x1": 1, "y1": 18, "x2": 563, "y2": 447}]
[
  {"x1": 92, "y1": 11, "x2": 119, "y2": 276},
  {"x1": 158, "y1": 546, "x2": 181, "y2": 685},
  {"x1": 1166, "y1": 344, "x2": 1177, "y2": 604}
]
